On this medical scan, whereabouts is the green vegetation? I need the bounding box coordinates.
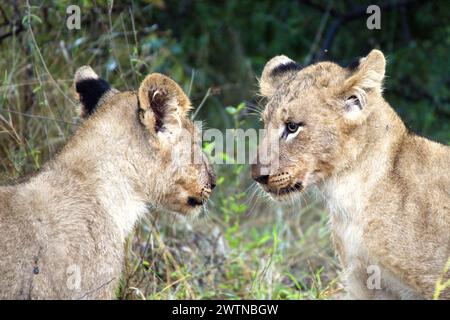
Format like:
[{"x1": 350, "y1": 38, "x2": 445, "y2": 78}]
[{"x1": 0, "y1": 0, "x2": 448, "y2": 299}]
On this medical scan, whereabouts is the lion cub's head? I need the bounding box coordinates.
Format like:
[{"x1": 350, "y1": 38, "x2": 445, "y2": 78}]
[
  {"x1": 252, "y1": 50, "x2": 386, "y2": 200},
  {"x1": 74, "y1": 67, "x2": 215, "y2": 215}
]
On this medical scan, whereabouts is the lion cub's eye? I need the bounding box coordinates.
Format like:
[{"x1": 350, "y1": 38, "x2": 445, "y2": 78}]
[
  {"x1": 283, "y1": 121, "x2": 304, "y2": 141},
  {"x1": 286, "y1": 122, "x2": 302, "y2": 134}
]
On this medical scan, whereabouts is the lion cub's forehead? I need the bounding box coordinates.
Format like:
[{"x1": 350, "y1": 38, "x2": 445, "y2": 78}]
[{"x1": 262, "y1": 62, "x2": 346, "y2": 123}]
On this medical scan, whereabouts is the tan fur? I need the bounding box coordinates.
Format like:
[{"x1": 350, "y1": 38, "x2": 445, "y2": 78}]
[
  {"x1": 253, "y1": 50, "x2": 450, "y2": 299},
  {"x1": 0, "y1": 70, "x2": 215, "y2": 299}
]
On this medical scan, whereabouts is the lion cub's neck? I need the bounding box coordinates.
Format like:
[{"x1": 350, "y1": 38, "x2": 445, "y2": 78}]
[
  {"x1": 322, "y1": 101, "x2": 406, "y2": 218},
  {"x1": 46, "y1": 107, "x2": 149, "y2": 240}
]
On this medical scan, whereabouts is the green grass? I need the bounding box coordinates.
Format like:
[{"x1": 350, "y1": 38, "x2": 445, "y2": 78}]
[{"x1": 118, "y1": 194, "x2": 341, "y2": 300}]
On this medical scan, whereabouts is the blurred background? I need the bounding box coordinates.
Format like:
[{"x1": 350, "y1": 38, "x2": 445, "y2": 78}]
[{"x1": 0, "y1": 0, "x2": 448, "y2": 299}]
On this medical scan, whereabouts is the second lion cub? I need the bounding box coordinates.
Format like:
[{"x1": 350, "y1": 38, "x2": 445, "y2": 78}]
[
  {"x1": 252, "y1": 50, "x2": 450, "y2": 299},
  {"x1": 0, "y1": 68, "x2": 215, "y2": 299}
]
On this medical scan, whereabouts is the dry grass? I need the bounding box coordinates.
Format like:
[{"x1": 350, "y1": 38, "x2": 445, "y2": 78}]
[{"x1": 118, "y1": 188, "x2": 342, "y2": 299}]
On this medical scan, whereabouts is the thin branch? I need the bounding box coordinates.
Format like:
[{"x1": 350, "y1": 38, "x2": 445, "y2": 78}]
[
  {"x1": 77, "y1": 277, "x2": 117, "y2": 300},
  {"x1": 0, "y1": 2, "x2": 24, "y2": 43},
  {"x1": 400, "y1": 5, "x2": 412, "y2": 43},
  {"x1": 314, "y1": 17, "x2": 342, "y2": 61},
  {"x1": 25, "y1": 0, "x2": 77, "y2": 107},
  {"x1": 191, "y1": 87, "x2": 212, "y2": 121},
  {"x1": 0, "y1": 5, "x2": 10, "y2": 24},
  {"x1": 301, "y1": 0, "x2": 425, "y2": 62},
  {"x1": 0, "y1": 24, "x2": 23, "y2": 42},
  {"x1": 304, "y1": 0, "x2": 333, "y2": 65},
  {"x1": 0, "y1": 108, "x2": 76, "y2": 125}
]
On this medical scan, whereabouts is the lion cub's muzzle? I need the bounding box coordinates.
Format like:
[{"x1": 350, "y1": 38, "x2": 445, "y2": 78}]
[
  {"x1": 186, "y1": 181, "x2": 216, "y2": 208},
  {"x1": 251, "y1": 164, "x2": 303, "y2": 196}
]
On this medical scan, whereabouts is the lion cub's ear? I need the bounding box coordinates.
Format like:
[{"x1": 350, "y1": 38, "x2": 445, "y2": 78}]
[
  {"x1": 344, "y1": 49, "x2": 386, "y2": 94},
  {"x1": 259, "y1": 55, "x2": 302, "y2": 97},
  {"x1": 74, "y1": 66, "x2": 116, "y2": 118},
  {"x1": 138, "y1": 73, "x2": 191, "y2": 133},
  {"x1": 341, "y1": 50, "x2": 386, "y2": 120}
]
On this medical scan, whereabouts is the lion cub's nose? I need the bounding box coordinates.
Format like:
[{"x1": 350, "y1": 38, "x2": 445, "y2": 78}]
[
  {"x1": 251, "y1": 163, "x2": 269, "y2": 185},
  {"x1": 187, "y1": 196, "x2": 203, "y2": 207},
  {"x1": 253, "y1": 174, "x2": 269, "y2": 185}
]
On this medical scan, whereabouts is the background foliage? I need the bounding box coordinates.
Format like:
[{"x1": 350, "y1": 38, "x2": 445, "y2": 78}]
[{"x1": 0, "y1": 0, "x2": 448, "y2": 299}]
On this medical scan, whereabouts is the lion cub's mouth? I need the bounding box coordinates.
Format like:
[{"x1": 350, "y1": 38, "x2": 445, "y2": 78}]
[{"x1": 269, "y1": 182, "x2": 304, "y2": 196}]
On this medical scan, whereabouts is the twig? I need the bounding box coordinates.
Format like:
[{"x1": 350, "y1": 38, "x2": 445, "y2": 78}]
[
  {"x1": 301, "y1": 0, "x2": 424, "y2": 62},
  {"x1": 400, "y1": 5, "x2": 412, "y2": 43},
  {"x1": 0, "y1": 113, "x2": 22, "y2": 144},
  {"x1": 0, "y1": 2, "x2": 24, "y2": 43},
  {"x1": 191, "y1": 87, "x2": 212, "y2": 121},
  {"x1": 314, "y1": 17, "x2": 342, "y2": 61},
  {"x1": 0, "y1": 24, "x2": 23, "y2": 42},
  {"x1": 25, "y1": 0, "x2": 77, "y2": 107},
  {"x1": 187, "y1": 69, "x2": 196, "y2": 98},
  {"x1": 77, "y1": 277, "x2": 116, "y2": 300},
  {"x1": 0, "y1": 108, "x2": 76, "y2": 125},
  {"x1": 304, "y1": 0, "x2": 332, "y2": 65}
]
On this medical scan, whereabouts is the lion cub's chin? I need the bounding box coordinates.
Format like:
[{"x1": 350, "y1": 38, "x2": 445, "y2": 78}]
[
  {"x1": 268, "y1": 191, "x2": 304, "y2": 203},
  {"x1": 163, "y1": 203, "x2": 204, "y2": 217},
  {"x1": 262, "y1": 183, "x2": 305, "y2": 202}
]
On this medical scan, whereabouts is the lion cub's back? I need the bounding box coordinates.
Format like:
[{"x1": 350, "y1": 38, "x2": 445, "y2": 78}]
[
  {"x1": 405, "y1": 135, "x2": 450, "y2": 209},
  {"x1": 0, "y1": 186, "x2": 42, "y2": 299},
  {"x1": 382, "y1": 135, "x2": 450, "y2": 298}
]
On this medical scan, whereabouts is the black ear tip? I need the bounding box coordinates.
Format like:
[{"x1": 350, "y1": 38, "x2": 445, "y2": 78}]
[
  {"x1": 75, "y1": 78, "x2": 111, "y2": 117},
  {"x1": 74, "y1": 66, "x2": 112, "y2": 118},
  {"x1": 75, "y1": 65, "x2": 114, "y2": 118},
  {"x1": 270, "y1": 61, "x2": 302, "y2": 77}
]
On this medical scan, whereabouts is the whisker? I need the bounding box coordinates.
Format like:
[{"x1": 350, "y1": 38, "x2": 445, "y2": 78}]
[{"x1": 245, "y1": 183, "x2": 261, "y2": 217}]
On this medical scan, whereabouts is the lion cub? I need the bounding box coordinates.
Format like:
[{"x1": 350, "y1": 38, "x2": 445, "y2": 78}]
[
  {"x1": 0, "y1": 68, "x2": 215, "y2": 299},
  {"x1": 252, "y1": 50, "x2": 450, "y2": 299}
]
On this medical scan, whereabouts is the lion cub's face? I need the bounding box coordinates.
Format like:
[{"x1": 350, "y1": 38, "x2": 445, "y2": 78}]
[
  {"x1": 75, "y1": 68, "x2": 215, "y2": 215},
  {"x1": 136, "y1": 74, "x2": 216, "y2": 215},
  {"x1": 252, "y1": 50, "x2": 386, "y2": 200}
]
